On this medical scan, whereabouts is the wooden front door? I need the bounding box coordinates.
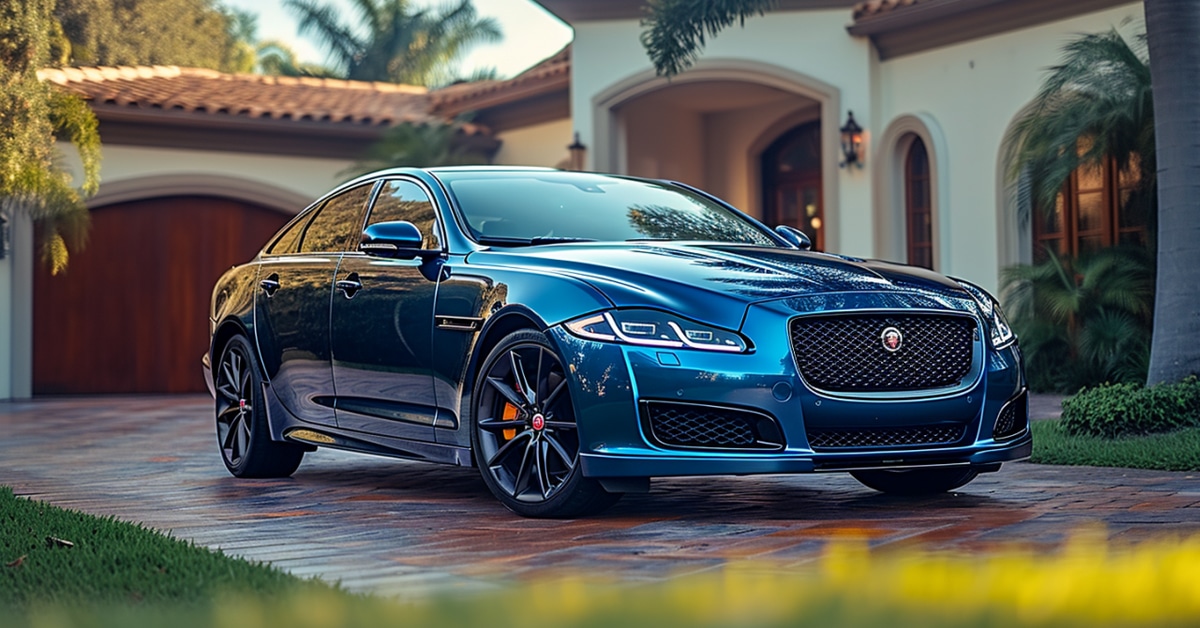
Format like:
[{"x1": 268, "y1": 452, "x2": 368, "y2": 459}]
[
  {"x1": 33, "y1": 196, "x2": 290, "y2": 394},
  {"x1": 762, "y1": 121, "x2": 824, "y2": 250}
]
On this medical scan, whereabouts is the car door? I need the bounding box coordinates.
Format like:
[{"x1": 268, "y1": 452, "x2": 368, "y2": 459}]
[
  {"x1": 330, "y1": 178, "x2": 443, "y2": 441},
  {"x1": 254, "y1": 182, "x2": 375, "y2": 426}
]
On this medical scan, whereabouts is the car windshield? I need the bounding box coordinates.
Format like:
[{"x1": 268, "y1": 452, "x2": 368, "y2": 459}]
[{"x1": 435, "y1": 171, "x2": 779, "y2": 246}]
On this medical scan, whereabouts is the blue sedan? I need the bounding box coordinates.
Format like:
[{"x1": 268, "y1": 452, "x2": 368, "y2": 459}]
[{"x1": 204, "y1": 167, "x2": 1030, "y2": 517}]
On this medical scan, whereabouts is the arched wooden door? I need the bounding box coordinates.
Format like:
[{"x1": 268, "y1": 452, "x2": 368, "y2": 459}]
[
  {"x1": 762, "y1": 121, "x2": 824, "y2": 250},
  {"x1": 33, "y1": 196, "x2": 290, "y2": 394}
]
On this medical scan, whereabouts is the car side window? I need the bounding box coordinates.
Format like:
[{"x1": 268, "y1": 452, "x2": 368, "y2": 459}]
[
  {"x1": 365, "y1": 179, "x2": 442, "y2": 250},
  {"x1": 298, "y1": 183, "x2": 374, "y2": 253},
  {"x1": 264, "y1": 212, "x2": 313, "y2": 255}
]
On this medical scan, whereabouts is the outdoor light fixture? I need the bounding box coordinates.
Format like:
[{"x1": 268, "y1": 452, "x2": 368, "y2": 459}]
[
  {"x1": 840, "y1": 111, "x2": 865, "y2": 168},
  {"x1": 567, "y1": 132, "x2": 587, "y2": 171}
]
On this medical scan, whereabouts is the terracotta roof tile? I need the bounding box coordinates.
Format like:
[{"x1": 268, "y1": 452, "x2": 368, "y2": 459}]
[
  {"x1": 38, "y1": 65, "x2": 448, "y2": 128},
  {"x1": 852, "y1": 0, "x2": 927, "y2": 21},
  {"x1": 432, "y1": 45, "x2": 570, "y2": 115}
]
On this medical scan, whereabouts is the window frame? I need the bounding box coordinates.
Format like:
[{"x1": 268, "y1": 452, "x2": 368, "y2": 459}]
[
  {"x1": 1032, "y1": 155, "x2": 1146, "y2": 260},
  {"x1": 358, "y1": 176, "x2": 447, "y2": 254},
  {"x1": 903, "y1": 137, "x2": 934, "y2": 270}
]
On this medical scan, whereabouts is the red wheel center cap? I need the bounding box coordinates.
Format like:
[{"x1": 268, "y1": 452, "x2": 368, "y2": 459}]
[
  {"x1": 531, "y1": 413, "x2": 545, "y2": 431},
  {"x1": 239, "y1": 399, "x2": 247, "y2": 412}
]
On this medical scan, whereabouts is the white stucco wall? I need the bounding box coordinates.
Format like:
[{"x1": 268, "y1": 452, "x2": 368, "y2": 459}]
[
  {"x1": 621, "y1": 99, "x2": 706, "y2": 184},
  {"x1": 493, "y1": 117, "x2": 574, "y2": 167}
]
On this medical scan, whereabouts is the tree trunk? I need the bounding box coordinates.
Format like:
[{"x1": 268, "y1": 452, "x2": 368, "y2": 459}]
[{"x1": 1145, "y1": 0, "x2": 1200, "y2": 385}]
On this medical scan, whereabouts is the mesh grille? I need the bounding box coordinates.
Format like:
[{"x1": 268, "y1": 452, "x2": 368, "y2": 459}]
[
  {"x1": 994, "y1": 393, "x2": 1028, "y2": 439},
  {"x1": 808, "y1": 424, "x2": 965, "y2": 450},
  {"x1": 790, "y1": 314, "x2": 975, "y2": 392},
  {"x1": 645, "y1": 403, "x2": 782, "y2": 450}
]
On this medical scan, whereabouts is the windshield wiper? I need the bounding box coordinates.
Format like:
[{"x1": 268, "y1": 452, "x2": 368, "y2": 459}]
[
  {"x1": 475, "y1": 236, "x2": 597, "y2": 247},
  {"x1": 529, "y1": 237, "x2": 596, "y2": 245}
]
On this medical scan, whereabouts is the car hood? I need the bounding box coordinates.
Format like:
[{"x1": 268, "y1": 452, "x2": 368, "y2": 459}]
[{"x1": 467, "y1": 242, "x2": 971, "y2": 330}]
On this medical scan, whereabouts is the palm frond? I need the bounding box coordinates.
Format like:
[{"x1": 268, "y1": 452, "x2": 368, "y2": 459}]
[{"x1": 640, "y1": 0, "x2": 778, "y2": 77}]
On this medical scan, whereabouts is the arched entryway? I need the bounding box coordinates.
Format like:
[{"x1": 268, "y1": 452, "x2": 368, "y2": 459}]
[
  {"x1": 592, "y1": 60, "x2": 840, "y2": 233},
  {"x1": 33, "y1": 196, "x2": 291, "y2": 394},
  {"x1": 761, "y1": 121, "x2": 824, "y2": 250}
]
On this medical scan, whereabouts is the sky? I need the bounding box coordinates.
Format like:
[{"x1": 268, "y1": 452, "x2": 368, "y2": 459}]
[{"x1": 220, "y1": 0, "x2": 573, "y2": 79}]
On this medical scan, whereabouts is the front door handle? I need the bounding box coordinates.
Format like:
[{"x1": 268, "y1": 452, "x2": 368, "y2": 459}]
[
  {"x1": 260, "y1": 274, "x2": 280, "y2": 297},
  {"x1": 336, "y1": 272, "x2": 362, "y2": 299}
]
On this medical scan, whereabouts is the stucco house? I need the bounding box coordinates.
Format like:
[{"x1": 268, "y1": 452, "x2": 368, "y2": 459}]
[{"x1": 0, "y1": 0, "x2": 1146, "y2": 398}]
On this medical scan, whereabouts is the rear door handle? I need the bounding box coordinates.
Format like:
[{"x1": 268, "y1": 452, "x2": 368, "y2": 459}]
[
  {"x1": 260, "y1": 274, "x2": 280, "y2": 296},
  {"x1": 336, "y1": 273, "x2": 362, "y2": 298}
]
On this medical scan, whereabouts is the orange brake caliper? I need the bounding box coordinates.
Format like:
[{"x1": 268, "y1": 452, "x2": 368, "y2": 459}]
[{"x1": 502, "y1": 403, "x2": 519, "y2": 440}]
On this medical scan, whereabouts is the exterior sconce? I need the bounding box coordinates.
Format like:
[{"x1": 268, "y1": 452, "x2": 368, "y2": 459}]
[
  {"x1": 567, "y1": 132, "x2": 587, "y2": 171},
  {"x1": 840, "y1": 111, "x2": 865, "y2": 168}
]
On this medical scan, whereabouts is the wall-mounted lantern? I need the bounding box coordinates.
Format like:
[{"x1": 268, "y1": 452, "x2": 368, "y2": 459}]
[
  {"x1": 839, "y1": 111, "x2": 865, "y2": 168},
  {"x1": 567, "y1": 132, "x2": 587, "y2": 171}
]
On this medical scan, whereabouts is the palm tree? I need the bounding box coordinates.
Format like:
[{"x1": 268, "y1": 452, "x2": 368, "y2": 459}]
[
  {"x1": 256, "y1": 40, "x2": 340, "y2": 78},
  {"x1": 1143, "y1": 0, "x2": 1200, "y2": 385},
  {"x1": 1, "y1": 0, "x2": 101, "y2": 274},
  {"x1": 284, "y1": 0, "x2": 501, "y2": 87},
  {"x1": 1001, "y1": 29, "x2": 1154, "y2": 224},
  {"x1": 642, "y1": 0, "x2": 1200, "y2": 386},
  {"x1": 1002, "y1": 248, "x2": 1154, "y2": 392}
]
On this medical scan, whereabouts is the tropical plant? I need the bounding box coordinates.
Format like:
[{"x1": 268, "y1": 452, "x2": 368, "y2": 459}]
[
  {"x1": 284, "y1": 0, "x2": 501, "y2": 87},
  {"x1": 1001, "y1": 28, "x2": 1155, "y2": 228},
  {"x1": 1143, "y1": 0, "x2": 1200, "y2": 386},
  {"x1": 343, "y1": 121, "x2": 488, "y2": 176},
  {"x1": 255, "y1": 40, "x2": 340, "y2": 78},
  {"x1": 1002, "y1": 247, "x2": 1154, "y2": 392},
  {"x1": 641, "y1": 0, "x2": 777, "y2": 77},
  {"x1": 1, "y1": 0, "x2": 101, "y2": 274}
]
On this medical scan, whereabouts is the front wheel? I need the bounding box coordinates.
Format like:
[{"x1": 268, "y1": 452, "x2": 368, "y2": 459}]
[
  {"x1": 471, "y1": 330, "x2": 621, "y2": 518},
  {"x1": 851, "y1": 468, "x2": 978, "y2": 495},
  {"x1": 214, "y1": 335, "x2": 305, "y2": 478}
]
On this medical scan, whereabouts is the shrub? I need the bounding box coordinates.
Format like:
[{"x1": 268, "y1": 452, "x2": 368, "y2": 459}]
[{"x1": 1061, "y1": 376, "x2": 1200, "y2": 438}]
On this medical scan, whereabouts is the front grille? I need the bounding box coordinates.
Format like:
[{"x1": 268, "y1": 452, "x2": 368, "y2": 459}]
[
  {"x1": 644, "y1": 402, "x2": 783, "y2": 450},
  {"x1": 808, "y1": 424, "x2": 966, "y2": 450},
  {"x1": 790, "y1": 314, "x2": 975, "y2": 392},
  {"x1": 994, "y1": 391, "x2": 1028, "y2": 440}
]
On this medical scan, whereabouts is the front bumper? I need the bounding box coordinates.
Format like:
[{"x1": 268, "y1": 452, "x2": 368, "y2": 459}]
[{"x1": 552, "y1": 292, "x2": 1029, "y2": 479}]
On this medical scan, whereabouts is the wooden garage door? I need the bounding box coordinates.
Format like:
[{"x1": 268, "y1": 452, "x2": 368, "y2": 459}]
[{"x1": 33, "y1": 196, "x2": 291, "y2": 394}]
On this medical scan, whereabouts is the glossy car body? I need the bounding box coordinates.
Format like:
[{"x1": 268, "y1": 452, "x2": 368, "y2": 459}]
[{"x1": 205, "y1": 167, "x2": 1030, "y2": 516}]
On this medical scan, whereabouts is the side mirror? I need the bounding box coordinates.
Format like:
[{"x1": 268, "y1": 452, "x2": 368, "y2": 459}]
[
  {"x1": 775, "y1": 225, "x2": 813, "y2": 251},
  {"x1": 360, "y1": 221, "x2": 432, "y2": 260}
]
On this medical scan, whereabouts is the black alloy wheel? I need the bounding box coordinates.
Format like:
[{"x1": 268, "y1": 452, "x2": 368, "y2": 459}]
[
  {"x1": 472, "y1": 330, "x2": 620, "y2": 518},
  {"x1": 215, "y1": 335, "x2": 304, "y2": 478},
  {"x1": 850, "y1": 467, "x2": 979, "y2": 495}
]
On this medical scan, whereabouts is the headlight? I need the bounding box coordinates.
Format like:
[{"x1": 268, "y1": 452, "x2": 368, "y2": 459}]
[
  {"x1": 564, "y1": 310, "x2": 749, "y2": 353},
  {"x1": 954, "y1": 280, "x2": 1016, "y2": 349}
]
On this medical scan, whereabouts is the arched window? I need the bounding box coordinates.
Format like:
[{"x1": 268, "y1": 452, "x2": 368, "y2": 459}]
[
  {"x1": 904, "y1": 138, "x2": 933, "y2": 269},
  {"x1": 1032, "y1": 156, "x2": 1147, "y2": 261}
]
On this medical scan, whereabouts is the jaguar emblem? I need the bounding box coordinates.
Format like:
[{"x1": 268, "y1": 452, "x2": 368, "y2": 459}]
[{"x1": 881, "y1": 326, "x2": 903, "y2": 352}]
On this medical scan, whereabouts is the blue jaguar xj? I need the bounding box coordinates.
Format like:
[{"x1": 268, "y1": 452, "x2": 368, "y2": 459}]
[{"x1": 204, "y1": 166, "x2": 1030, "y2": 517}]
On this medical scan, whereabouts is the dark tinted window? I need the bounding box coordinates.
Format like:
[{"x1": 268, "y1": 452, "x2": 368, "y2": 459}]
[
  {"x1": 437, "y1": 172, "x2": 776, "y2": 246},
  {"x1": 265, "y1": 212, "x2": 312, "y2": 255},
  {"x1": 299, "y1": 183, "x2": 374, "y2": 253},
  {"x1": 366, "y1": 180, "x2": 441, "y2": 249}
]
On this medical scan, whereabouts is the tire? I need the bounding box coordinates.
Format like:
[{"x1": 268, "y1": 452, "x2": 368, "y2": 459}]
[
  {"x1": 851, "y1": 468, "x2": 979, "y2": 496},
  {"x1": 214, "y1": 335, "x2": 305, "y2": 478},
  {"x1": 471, "y1": 330, "x2": 621, "y2": 518}
]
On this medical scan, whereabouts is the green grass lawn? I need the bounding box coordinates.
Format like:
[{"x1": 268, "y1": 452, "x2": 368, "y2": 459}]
[
  {"x1": 0, "y1": 486, "x2": 329, "y2": 608},
  {"x1": 1031, "y1": 419, "x2": 1200, "y2": 471}
]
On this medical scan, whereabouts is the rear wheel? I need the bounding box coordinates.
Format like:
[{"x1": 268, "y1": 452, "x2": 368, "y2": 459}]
[
  {"x1": 214, "y1": 335, "x2": 304, "y2": 478},
  {"x1": 471, "y1": 330, "x2": 621, "y2": 518},
  {"x1": 851, "y1": 468, "x2": 978, "y2": 495}
]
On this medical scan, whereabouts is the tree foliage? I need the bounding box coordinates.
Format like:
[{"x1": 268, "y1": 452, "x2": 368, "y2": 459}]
[
  {"x1": 1, "y1": 0, "x2": 101, "y2": 274},
  {"x1": 641, "y1": 0, "x2": 777, "y2": 77},
  {"x1": 285, "y1": 0, "x2": 501, "y2": 87},
  {"x1": 1002, "y1": 247, "x2": 1155, "y2": 392},
  {"x1": 54, "y1": 0, "x2": 245, "y2": 72},
  {"x1": 343, "y1": 121, "x2": 489, "y2": 176},
  {"x1": 1001, "y1": 28, "x2": 1155, "y2": 217}
]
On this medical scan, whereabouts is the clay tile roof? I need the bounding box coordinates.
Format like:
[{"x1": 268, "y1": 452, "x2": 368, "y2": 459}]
[
  {"x1": 852, "y1": 0, "x2": 926, "y2": 21},
  {"x1": 37, "y1": 65, "x2": 447, "y2": 128},
  {"x1": 432, "y1": 45, "x2": 570, "y2": 115}
]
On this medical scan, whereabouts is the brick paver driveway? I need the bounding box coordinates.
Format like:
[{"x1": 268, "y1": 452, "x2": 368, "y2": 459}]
[{"x1": 3, "y1": 396, "x2": 1198, "y2": 598}]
